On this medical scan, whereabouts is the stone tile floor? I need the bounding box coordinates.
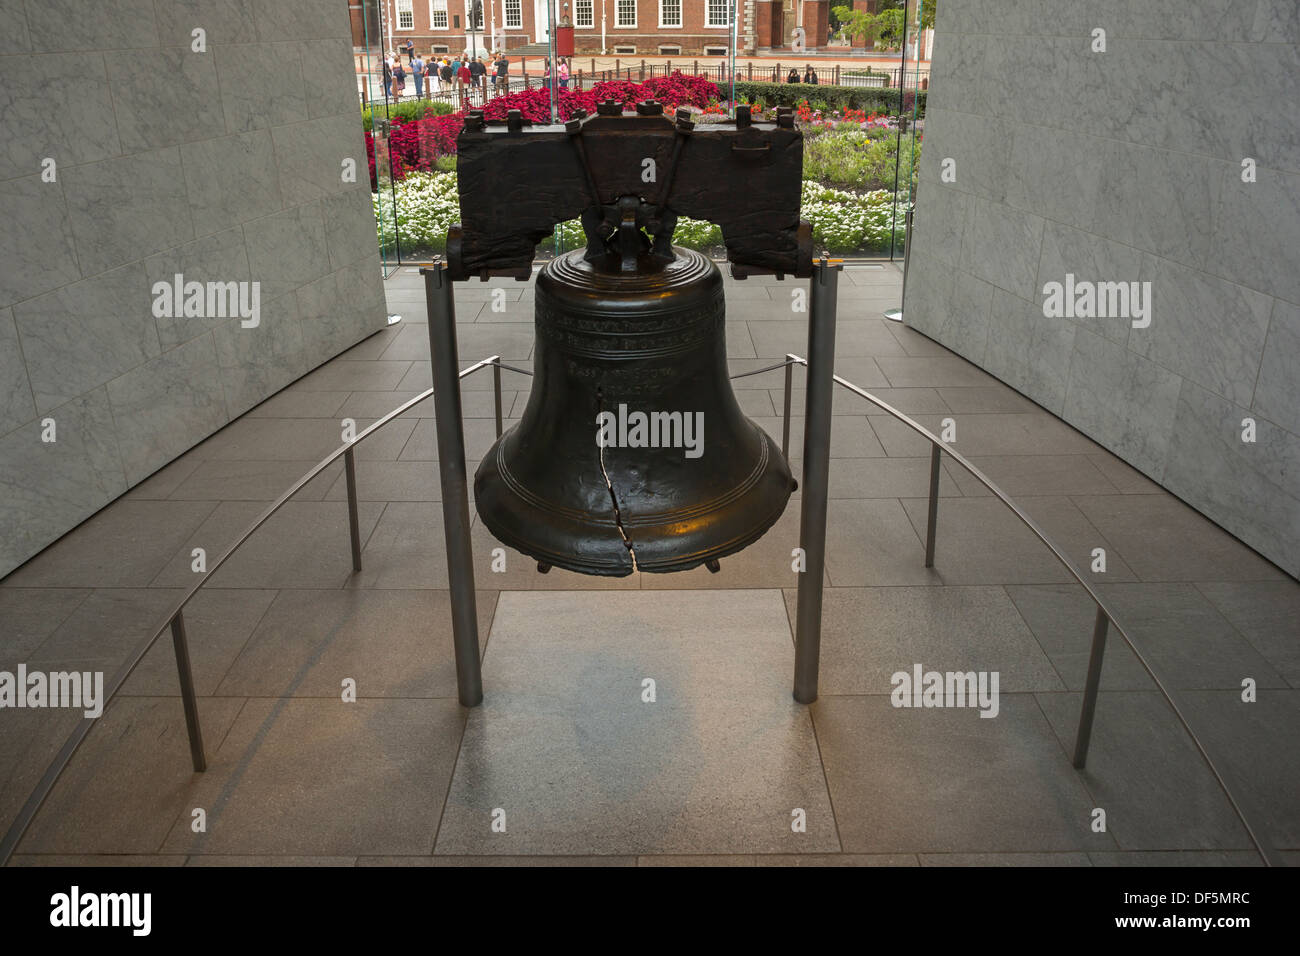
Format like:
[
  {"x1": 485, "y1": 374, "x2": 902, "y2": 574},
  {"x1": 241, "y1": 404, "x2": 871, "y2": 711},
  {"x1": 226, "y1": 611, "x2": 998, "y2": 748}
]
[{"x1": 1, "y1": 262, "x2": 1296, "y2": 867}]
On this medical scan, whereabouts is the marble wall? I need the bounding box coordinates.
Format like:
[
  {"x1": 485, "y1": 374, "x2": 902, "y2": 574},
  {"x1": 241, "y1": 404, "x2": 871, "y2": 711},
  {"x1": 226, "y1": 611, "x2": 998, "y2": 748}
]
[
  {"x1": 906, "y1": 0, "x2": 1300, "y2": 577},
  {"x1": 0, "y1": 0, "x2": 386, "y2": 578}
]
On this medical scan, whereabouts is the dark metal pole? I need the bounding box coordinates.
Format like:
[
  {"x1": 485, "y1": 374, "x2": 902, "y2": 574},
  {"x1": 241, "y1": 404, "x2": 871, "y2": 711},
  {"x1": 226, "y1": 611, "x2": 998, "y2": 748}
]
[
  {"x1": 793, "y1": 258, "x2": 840, "y2": 704},
  {"x1": 344, "y1": 447, "x2": 363, "y2": 572},
  {"x1": 1073, "y1": 606, "x2": 1111, "y2": 768},
  {"x1": 781, "y1": 356, "x2": 794, "y2": 462},
  {"x1": 422, "y1": 262, "x2": 484, "y2": 708},
  {"x1": 170, "y1": 611, "x2": 206, "y2": 772},
  {"x1": 493, "y1": 361, "x2": 504, "y2": 438},
  {"x1": 924, "y1": 442, "x2": 940, "y2": 567}
]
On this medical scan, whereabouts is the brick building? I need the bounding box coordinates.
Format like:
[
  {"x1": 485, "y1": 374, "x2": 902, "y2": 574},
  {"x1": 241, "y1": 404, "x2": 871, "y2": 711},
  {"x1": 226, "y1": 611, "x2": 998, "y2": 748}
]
[{"x1": 350, "y1": 1, "x2": 833, "y2": 57}]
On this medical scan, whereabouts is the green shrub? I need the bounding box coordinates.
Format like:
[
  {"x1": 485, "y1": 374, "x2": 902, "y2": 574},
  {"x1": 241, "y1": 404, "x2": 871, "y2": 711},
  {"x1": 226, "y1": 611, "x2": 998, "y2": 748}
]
[
  {"x1": 362, "y1": 98, "x2": 455, "y2": 132},
  {"x1": 803, "y1": 128, "x2": 921, "y2": 192},
  {"x1": 733, "y1": 81, "x2": 926, "y2": 117}
]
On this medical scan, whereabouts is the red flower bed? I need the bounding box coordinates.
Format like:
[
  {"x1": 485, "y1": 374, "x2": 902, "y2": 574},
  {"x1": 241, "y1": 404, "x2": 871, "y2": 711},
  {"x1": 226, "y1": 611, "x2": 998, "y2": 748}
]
[{"x1": 368, "y1": 71, "x2": 719, "y2": 188}]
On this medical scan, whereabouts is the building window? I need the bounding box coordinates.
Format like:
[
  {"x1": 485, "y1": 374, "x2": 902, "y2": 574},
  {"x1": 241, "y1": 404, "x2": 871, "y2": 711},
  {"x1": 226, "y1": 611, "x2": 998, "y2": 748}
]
[
  {"x1": 432, "y1": 44, "x2": 449, "y2": 53},
  {"x1": 705, "y1": 0, "x2": 730, "y2": 28},
  {"x1": 659, "y1": 0, "x2": 681, "y2": 28},
  {"x1": 615, "y1": 0, "x2": 636, "y2": 28},
  {"x1": 396, "y1": 0, "x2": 414, "y2": 30},
  {"x1": 429, "y1": 0, "x2": 448, "y2": 29},
  {"x1": 574, "y1": 0, "x2": 594, "y2": 27},
  {"x1": 703, "y1": 46, "x2": 728, "y2": 56},
  {"x1": 505, "y1": 0, "x2": 522, "y2": 27},
  {"x1": 658, "y1": 45, "x2": 681, "y2": 55},
  {"x1": 613, "y1": 45, "x2": 636, "y2": 54}
]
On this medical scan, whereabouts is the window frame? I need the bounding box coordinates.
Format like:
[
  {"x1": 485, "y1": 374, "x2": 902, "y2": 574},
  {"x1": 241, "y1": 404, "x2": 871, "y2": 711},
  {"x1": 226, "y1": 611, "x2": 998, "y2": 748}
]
[
  {"x1": 573, "y1": 0, "x2": 594, "y2": 28},
  {"x1": 428, "y1": 0, "x2": 449, "y2": 30},
  {"x1": 658, "y1": 0, "x2": 682, "y2": 29},
  {"x1": 395, "y1": 0, "x2": 415, "y2": 31},
  {"x1": 704, "y1": 0, "x2": 731, "y2": 29},
  {"x1": 614, "y1": 0, "x2": 637, "y2": 29}
]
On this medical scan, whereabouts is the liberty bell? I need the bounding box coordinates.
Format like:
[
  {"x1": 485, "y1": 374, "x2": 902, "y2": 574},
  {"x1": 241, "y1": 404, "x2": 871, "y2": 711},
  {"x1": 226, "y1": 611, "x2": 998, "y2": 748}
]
[{"x1": 448, "y1": 101, "x2": 813, "y2": 576}]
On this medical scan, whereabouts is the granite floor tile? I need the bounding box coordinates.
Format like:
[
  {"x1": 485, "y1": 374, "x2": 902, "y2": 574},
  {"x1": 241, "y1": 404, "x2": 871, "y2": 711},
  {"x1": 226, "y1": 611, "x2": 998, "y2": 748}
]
[
  {"x1": 1072, "y1": 495, "x2": 1288, "y2": 582},
  {"x1": 18, "y1": 696, "x2": 247, "y2": 854},
  {"x1": 1036, "y1": 692, "x2": 1253, "y2": 851},
  {"x1": 10, "y1": 854, "x2": 188, "y2": 866},
  {"x1": 898, "y1": 496, "x2": 1114, "y2": 586},
  {"x1": 0, "y1": 587, "x2": 93, "y2": 659},
  {"x1": 823, "y1": 497, "x2": 938, "y2": 587},
  {"x1": 357, "y1": 855, "x2": 636, "y2": 866},
  {"x1": 1177, "y1": 689, "x2": 1300, "y2": 847},
  {"x1": 919, "y1": 852, "x2": 1092, "y2": 866},
  {"x1": 191, "y1": 416, "x2": 416, "y2": 463},
  {"x1": 946, "y1": 455, "x2": 1122, "y2": 498},
  {"x1": 214, "y1": 588, "x2": 497, "y2": 698},
  {"x1": 1004, "y1": 584, "x2": 1154, "y2": 692},
  {"x1": 814, "y1": 694, "x2": 1110, "y2": 853},
  {"x1": 828, "y1": 457, "x2": 963, "y2": 499},
  {"x1": 288, "y1": 359, "x2": 413, "y2": 392},
  {"x1": 781, "y1": 586, "x2": 1064, "y2": 695},
  {"x1": 1086, "y1": 851, "x2": 1263, "y2": 866},
  {"x1": 434, "y1": 590, "x2": 839, "y2": 855},
  {"x1": 150, "y1": 499, "x2": 386, "y2": 589},
  {"x1": 2, "y1": 500, "x2": 219, "y2": 588},
  {"x1": 161, "y1": 698, "x2": 464, "y2": 856},
  {"x1": 118, "y1": 589, "x2": 279, "y2": 697},
  {"x1": 167, "y1": 458, "x2": 341, "y2": 501},
  {"x1": 18, "y1": 588, "x2": 182, "y2": 675},
  {"x1": 760, "y1": 854, "x2": 920, "y2": 866},
  {"x1": 1194, "y1": 581, "x2": 1300, "y2": 686}
]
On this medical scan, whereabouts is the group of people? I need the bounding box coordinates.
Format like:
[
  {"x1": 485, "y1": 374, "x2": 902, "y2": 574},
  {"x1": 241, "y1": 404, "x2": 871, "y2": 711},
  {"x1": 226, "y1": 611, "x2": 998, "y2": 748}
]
[
  {"x1": 381, "y1": 50, "x2": 512, "y2": 102},
  {"x1": 787, "y1": 65, "x2": 820, "y2": 84},
  {"x1": 539, "y1": 57, "x2": 573, "y2": 89}
]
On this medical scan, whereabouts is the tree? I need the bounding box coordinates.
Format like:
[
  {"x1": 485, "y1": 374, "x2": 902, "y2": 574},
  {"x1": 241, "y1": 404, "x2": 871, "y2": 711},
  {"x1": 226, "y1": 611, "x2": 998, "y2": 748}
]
[{"x1": 831, "y1": 2, "x2": 936, "y2": 50}]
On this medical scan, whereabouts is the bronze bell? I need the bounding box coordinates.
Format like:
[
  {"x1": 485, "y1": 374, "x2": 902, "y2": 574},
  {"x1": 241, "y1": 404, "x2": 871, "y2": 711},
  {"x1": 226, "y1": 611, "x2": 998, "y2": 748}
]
[{"x1": 473, "y1": 245, "x2": 796, "y2": 576}]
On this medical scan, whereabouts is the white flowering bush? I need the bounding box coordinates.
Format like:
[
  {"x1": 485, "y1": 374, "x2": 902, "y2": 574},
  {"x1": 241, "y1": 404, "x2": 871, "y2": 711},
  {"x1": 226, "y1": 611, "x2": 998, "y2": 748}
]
[
  {"x1": 377, "y1": 171, "x2": 908, "y2": 257},
  {"x1": 801, "y1": 181, "x2": 910, "y2": 253}
]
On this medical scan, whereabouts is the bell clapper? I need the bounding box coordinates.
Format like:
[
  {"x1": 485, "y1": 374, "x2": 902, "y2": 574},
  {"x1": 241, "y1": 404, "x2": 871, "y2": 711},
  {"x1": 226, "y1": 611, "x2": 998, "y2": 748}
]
[{"x1": 705, "y1": 559, "x2": 721, "y2": 574}]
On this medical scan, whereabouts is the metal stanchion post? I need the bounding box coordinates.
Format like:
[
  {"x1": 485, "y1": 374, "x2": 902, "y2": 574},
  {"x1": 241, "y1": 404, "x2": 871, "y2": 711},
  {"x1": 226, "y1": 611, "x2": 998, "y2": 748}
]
[
  {"x1": 170, "y1": 611, "x2": 206, "y2": 771},
  {"x1": 422, "y1": 263, "x2": 484, "y2": 707},
  {"x1": 344, "y1": 447, "x2": 363, "y2": 572},
  {"x1": 793, "y1": 258, "x2": 840, "y2": 704},
  {"x1": 924, "y1": 443, "x2": 940, "y2": 568},
  {"x1": 1072, "y1": 606, "x2": 1111, "y2": 768}
]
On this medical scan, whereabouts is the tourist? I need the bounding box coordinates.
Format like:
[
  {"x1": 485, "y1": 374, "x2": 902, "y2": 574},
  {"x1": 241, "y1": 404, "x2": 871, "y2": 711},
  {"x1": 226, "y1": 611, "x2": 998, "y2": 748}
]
[
  {"x1": 558, "y1": 57, "x2": 570, "y2": 89},
  {"x1": 412, "y1": 53, "x2": 425, "y2": 99},
  {"x1": 440, "y1": 57, "x2": 454, "y2": 90},
  {"x1": 381, "y1": 56, "x2": 392, "y2": 98},
  {"x1": 495, "y1": 53, "x2": 509, "y2": 94},
  {"x1": 470, "y1": 55, "x2": 486, "y2": 94},
  {"x1": 787, "y1": 67, "x2": 800, "y2": 83},
  {"x1": 803, "y1": 65, "x2": 819, "y2": 84},
  {"x1": 392, "y1": 56, "x2": 406, "y2": 99}
]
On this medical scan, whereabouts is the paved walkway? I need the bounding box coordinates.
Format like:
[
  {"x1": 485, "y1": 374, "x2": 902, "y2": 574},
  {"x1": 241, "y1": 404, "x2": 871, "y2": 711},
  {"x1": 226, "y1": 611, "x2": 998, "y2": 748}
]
[{"x1": 1, "y1": 263, "x2": 1295, "y2": 865}]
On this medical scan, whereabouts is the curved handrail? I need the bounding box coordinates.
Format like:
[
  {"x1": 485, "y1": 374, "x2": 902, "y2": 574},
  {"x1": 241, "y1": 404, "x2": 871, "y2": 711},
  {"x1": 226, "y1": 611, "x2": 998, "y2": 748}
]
[
  {"x1": 0, "y1": 356, "x2": 502, "y2": 865},
  {"x1": 779, "y1": 352, "x2": 1278, "y2": 867},
  {"x1": 1, "y1": 351, "x2": 1279, "y2": 867}
]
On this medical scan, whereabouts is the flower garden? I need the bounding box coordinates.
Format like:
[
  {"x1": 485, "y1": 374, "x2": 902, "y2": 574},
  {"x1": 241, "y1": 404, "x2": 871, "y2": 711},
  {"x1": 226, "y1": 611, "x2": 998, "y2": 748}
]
[{"x1": 368, "y1": 72, "x2": 920, "y2": 260}]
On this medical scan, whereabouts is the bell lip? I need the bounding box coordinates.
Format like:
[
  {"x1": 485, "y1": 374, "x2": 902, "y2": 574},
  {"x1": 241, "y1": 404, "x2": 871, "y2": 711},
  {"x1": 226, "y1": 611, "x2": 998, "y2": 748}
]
[{"x1": 474, "y1": 432, "x2": 796, "y2": 578}]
